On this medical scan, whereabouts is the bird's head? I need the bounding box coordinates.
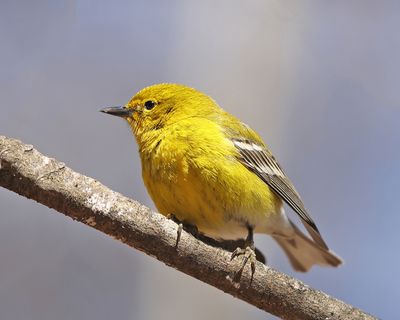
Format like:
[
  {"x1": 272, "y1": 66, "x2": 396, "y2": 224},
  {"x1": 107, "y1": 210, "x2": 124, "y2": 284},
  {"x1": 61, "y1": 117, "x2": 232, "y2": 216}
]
[{"x1": 101, "y1": 83, "x2": 220, "y2": 141}]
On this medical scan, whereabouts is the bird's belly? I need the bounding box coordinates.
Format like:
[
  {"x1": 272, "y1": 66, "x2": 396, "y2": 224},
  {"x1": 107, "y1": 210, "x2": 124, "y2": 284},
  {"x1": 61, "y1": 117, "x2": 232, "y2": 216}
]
[
  {"x1": 144, "y1": 181, "x2": 283, "y2": 241},
  {"x1": 145, "y1": 173, "x2": 239, "y2": 238},
  {"x1": 142, "y1": 151, "x2": 283, "y2": 240}
]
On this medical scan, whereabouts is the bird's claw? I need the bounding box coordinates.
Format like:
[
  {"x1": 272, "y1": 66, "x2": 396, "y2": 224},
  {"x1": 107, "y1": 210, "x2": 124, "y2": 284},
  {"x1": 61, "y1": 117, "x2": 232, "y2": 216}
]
[
  {"x1": 231, "y1": 245, "x2": 257, "y2": 281},
  {"x1": 167, "y1": 214, "x2": 183, "y2": 247},
  {"x1": 167, "y1": 213, "x2": 198, "y2": 247}
]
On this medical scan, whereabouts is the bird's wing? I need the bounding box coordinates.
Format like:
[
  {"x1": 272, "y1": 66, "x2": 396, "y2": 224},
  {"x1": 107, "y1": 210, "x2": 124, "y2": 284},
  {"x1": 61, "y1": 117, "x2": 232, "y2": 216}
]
[{"x1": 232, "y1": 137, "x2": 329, "y2": 250}]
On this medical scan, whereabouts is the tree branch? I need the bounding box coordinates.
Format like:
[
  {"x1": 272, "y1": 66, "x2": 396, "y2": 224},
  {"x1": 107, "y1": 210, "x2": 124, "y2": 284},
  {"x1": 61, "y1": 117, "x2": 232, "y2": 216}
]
[{"x1": 0, "y1": 136, "x2": 375, "y2": 320}]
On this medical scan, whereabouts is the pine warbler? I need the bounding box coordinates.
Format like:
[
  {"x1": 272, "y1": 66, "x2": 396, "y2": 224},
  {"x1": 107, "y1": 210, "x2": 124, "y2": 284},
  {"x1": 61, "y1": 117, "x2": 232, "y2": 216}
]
[{"x1": 101, "y1": 83, "x2": 342, "y2": 272}]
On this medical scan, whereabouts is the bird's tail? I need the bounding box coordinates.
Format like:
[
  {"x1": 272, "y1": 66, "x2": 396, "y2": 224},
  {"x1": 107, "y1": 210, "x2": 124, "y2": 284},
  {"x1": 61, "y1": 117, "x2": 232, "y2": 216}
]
[{"x1": 273, "y1": 221, "x2": 342, "y2": 272}]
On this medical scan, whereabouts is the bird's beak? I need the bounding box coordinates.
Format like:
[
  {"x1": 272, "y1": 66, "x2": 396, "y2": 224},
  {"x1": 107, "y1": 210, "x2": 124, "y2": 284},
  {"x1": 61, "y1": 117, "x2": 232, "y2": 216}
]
[{"x1": 100, "y1": 106, "x2": 133, "y2": 118}]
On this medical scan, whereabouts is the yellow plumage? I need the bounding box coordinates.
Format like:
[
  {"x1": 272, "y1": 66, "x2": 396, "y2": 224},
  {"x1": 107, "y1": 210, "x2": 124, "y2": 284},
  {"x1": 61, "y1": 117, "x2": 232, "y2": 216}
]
[
  {"x1": 128, "y1": 84, "x2": 280, "y2": 239},
  {"x1": 101, "y1": 83, "x2": 342, "y2": 271}
]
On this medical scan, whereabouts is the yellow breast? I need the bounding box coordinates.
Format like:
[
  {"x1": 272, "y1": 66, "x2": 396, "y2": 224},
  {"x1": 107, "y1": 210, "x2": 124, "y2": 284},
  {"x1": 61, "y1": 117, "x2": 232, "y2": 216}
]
[{"x1": 139, "y1": 118, "x2": 282, "y2": 239}]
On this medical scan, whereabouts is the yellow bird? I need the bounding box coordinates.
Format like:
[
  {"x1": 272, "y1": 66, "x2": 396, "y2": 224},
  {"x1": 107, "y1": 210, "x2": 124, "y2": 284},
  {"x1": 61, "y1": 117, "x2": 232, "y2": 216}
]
[{"x1": 101, "y1": 83, "x2": 342, "y2": 272}]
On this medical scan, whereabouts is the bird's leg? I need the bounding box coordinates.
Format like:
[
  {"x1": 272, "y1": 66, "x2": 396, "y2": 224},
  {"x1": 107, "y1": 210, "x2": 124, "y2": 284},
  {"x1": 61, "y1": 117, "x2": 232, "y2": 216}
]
[{"x1": 231, "y1": 226, "x2": 257, "y2": 280}]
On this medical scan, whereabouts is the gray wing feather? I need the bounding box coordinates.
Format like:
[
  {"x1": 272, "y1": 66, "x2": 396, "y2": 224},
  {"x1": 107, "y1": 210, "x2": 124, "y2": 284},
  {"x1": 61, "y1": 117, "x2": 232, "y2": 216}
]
[{"x1": 233, "y1": 138, "x2": 329, "y2": 250}]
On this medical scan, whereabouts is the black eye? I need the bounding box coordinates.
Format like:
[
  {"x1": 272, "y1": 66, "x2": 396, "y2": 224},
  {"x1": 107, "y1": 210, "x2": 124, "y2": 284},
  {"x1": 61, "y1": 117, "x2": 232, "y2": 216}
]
[{"x1": 144, "y1": 100, "x2": 156, "y2": 110}]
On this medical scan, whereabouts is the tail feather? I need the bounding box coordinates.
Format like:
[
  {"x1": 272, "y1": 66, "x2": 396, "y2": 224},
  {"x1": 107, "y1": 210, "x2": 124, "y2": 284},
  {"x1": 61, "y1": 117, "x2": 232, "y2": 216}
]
[{"x1": 273, "y1": 221, "x2": 342, "y2": 272}]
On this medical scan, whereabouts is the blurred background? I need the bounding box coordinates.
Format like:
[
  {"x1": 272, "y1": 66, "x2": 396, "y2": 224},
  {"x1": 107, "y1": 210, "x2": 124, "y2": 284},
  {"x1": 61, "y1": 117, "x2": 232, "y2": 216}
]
[{"x1": 1, "y1": 1, "x2": 399, "y2": 319}]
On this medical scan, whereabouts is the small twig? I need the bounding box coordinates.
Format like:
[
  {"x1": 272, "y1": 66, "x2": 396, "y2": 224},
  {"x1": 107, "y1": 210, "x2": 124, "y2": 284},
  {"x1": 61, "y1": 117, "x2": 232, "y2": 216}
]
[{"x1": 0, "y1": 136, "x2": 376, "y2": 320}]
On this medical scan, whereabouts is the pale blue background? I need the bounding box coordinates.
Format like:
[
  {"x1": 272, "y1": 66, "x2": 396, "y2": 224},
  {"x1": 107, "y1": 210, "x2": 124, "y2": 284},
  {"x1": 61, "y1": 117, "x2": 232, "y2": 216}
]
[{"x1": 1, "y1": 1, "x2": 399, "y2": 319}]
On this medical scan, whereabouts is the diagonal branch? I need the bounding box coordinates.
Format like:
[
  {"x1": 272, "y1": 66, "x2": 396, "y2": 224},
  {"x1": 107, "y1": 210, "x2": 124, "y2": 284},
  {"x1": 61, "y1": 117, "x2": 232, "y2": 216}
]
[{"x1": 0, "y1": 136, "x2": 375, "y2": 320}]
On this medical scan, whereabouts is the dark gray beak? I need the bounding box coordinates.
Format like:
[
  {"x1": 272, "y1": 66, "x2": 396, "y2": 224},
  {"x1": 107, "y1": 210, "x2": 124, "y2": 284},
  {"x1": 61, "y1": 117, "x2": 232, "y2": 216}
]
[{"x1": 100, "y1": 106, "x2": 133, "y2": 118}]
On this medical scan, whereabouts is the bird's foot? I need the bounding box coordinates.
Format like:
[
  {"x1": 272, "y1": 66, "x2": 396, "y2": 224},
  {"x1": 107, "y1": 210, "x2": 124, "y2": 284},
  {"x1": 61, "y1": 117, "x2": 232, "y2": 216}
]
[
  {"x1": 167, "y1": 214, "x2": 198, "y2": 247},
  {"x1": 231, "y1": 243, "x2": 257, "y2": 282}
]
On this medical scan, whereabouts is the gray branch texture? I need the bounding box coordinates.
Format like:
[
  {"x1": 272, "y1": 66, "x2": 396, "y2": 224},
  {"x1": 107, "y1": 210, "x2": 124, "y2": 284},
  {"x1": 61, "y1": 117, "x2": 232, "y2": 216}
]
[{"x1": 0, "y1": 136, "x2": 376, "y2": 320}]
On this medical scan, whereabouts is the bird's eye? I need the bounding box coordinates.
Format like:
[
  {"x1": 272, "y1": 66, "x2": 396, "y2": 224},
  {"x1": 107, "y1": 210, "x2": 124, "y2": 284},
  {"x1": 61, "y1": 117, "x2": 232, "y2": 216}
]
[{"x1": 144, "y1": 100, "x2": 157, "y2": 110}]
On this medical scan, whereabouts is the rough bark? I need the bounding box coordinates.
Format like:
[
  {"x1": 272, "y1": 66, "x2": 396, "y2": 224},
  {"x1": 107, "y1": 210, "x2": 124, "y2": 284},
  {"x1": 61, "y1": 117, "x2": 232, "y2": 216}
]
[{"x1": 0, "y1": 136, "x2": 376, "y2": 320}]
